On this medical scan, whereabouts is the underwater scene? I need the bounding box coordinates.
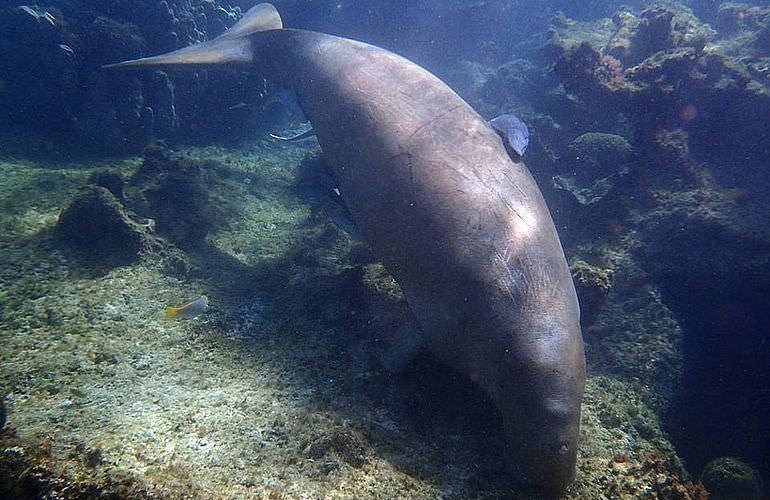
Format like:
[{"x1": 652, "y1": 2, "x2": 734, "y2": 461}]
[{"x1": 1, "y1": 0, "x2": 769, "y2": 498}]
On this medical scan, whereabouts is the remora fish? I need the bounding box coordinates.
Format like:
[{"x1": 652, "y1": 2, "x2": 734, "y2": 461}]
[
  {"x1": 106, "y1": 4, "x2": 585, "y2": 492},
  {"x1": 489, "y1": 113, "x2": 530, "y2": 157}
]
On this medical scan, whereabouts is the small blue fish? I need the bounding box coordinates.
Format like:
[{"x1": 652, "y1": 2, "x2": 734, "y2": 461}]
[{"x1": 489, "y1": 113, "x2": 530, "y2": 157}]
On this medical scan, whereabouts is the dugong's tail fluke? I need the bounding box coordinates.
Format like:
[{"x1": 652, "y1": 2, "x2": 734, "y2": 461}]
[{"x1": 103, "y1": 3, "x2": 282, "y2": 69}]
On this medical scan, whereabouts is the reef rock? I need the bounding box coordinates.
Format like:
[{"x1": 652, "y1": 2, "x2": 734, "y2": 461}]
[
  {"x1": 542, "y1": 3, "x2": 770, "y2": 480},
  {"x1": 54, "y1": 186, "x2": 148, "y2": 266},
  {"x1": 701, "y1": 457, "x2": 763, "y2": 500},
  {"x1": 637, "y1": 170, "x2": 770, "y2": 471},
  {"x1": 554, "y1": 132, "x2": 634, "y2": 205},
  {"x1": 713, "y1": 3, "x2": 770, "y2": 83},
  {"x1": 129, "y1": 143, "x2": 222, "y2": 249},
  {"x1": 0, "y1": 0, "x2": 243, "y2": 153},
  {"x1": 570, "y1": 259, "x2": 613, "y2": 329},
  {"x1": 54, "y1": 180, "x2": 192, "y2": 275},
  {"x1": 545, "y1": 2, "x2": 770, "y2": 158},
  {"x1": 608, "y1": 5, "x2": 715, "y2": 65}
]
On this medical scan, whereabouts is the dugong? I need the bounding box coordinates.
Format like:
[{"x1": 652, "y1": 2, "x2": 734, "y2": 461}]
[{"x1": 107, "y1": 3, "x2": 586, "y2": 492}]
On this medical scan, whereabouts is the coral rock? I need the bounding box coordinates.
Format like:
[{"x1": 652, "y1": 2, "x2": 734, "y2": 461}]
[
  {"x1": 570, "y1": 259, "x2": 613, "y2": 329},
  {"x1": 54, "y1": 186, "x2": 145, "y2": 266},
  {"x1": 701, "y1": 457, "x2": 763, "y2": 500},
  {"x1": 129, "y1": 143, "x2": 219, "y2": 248},
  {"x1": 554, "y1": 132, "x2": 634, "y2": 205}
]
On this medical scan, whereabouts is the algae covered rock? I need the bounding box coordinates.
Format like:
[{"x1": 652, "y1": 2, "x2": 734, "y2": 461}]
[
  {"x1": 54, "y1": 172, "x2": 193, "y2": 274},
  {"x1": 570, "y1": 259, "x2": 613, "y2": 328},
  {"x1": 129, "y1": 143, "x2": 221, "y2": 249},
  {"x1": 716, "y1": 3, "x2": 770, "y2": 46},
  {"x1": 545, "y1": 2, "x2": 770, "y2": 164},
  {"x1": 301, "y1": 428, "x2": 369, "y2": 469},
  {"x1": 604, "y1": 4, "x2": 715, "y2": 66},
  {"x1": 54, "y1": 185, "x2": 146, "y2": 266},
  {"x1": 553, "y1": 132, "x2": 633, "y2": 204},
  {"x1": 701, "y1": 457, "x2": 763, "y2": 500}
]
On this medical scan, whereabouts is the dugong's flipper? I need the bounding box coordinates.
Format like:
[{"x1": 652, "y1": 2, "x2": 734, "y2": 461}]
[
  {"x1": 269, "y1": 123, "x2": 315, "y2": 141},
  {"x1": 379, "y1": 316, "x2": 425, "y2": 373}
]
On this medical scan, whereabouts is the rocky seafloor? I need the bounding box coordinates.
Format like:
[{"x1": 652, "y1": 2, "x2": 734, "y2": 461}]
[{"x1": 0, "y1": 139, "x2": 706, "y2": 499}]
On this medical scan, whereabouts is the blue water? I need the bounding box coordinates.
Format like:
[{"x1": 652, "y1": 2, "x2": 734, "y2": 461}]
[{"x1": 1, "y1": 0, "x2": 769, "y2": 497}]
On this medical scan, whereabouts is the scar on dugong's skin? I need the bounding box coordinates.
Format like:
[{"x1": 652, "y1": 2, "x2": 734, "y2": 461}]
[{"x1": 105, "y1": 3, "x2": 586, "y2": 492}]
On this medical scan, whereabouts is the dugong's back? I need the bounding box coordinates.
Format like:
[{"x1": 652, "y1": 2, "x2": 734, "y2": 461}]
[{"x1": 278, "y1": 30, "x2": 565, "y2": 301}]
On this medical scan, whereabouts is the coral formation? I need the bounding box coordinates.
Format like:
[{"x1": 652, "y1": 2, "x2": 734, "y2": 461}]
[
  {"x1": 51, "y1": 148, "x2": 218, "y2": 275},
  {"x1": 52, "y1": 179, "x2": 193, "y2": 276},
  {"x1": 0, "y1": 1, "x2": 244, "y2": 152},
  {"x1": 700, "y1": 457, "x2": 763, "y2": 500},
  {"x1": 538, "y1": 2, "x2": 770, "y2": 484},
  {"x1": 54, "y1": 185, "x2": 147, "y2": 266},
  {"x1": 545, "y1": 1, "x2": 770, "y2": 164},
  {"x1": 554, "y1": 132, "x2": 634, "y2": 204},
  {"x1": 569, "y1": 132, "x2": 633, "y2": 169},
  {"x1": 570, "y1": 259, "x2": 613, "y2": 328}
]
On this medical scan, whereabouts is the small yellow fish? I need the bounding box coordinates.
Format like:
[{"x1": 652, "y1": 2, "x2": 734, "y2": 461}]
[{"x1": 165, "y1": 295, "x2": 208, "y2": 320}]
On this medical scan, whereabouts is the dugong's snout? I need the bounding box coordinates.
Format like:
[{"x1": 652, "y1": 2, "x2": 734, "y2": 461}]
[
  {"x1": 483, "y1": 305, "x2": 585, "y2": 492},
  {"x1": 501, "y1": 400, "x2": 581, "y2": 492}
]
